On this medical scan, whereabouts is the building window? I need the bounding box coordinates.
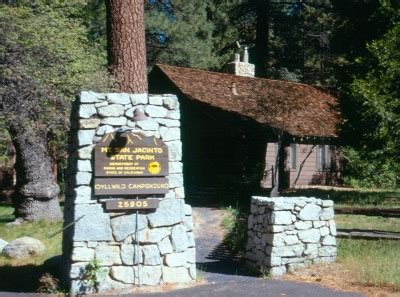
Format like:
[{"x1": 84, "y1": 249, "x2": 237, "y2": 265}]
[
  {"x1": 290, "y1": 143, "x2": 297, "y2": 170},
  {"x1": 317, "y1": 145, "x2": 331, "y2": 170}
]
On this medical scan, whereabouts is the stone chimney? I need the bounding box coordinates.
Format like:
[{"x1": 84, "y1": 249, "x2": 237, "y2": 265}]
[{"x1": 225, "y1": 46, "x2": 255, "y2": 77}]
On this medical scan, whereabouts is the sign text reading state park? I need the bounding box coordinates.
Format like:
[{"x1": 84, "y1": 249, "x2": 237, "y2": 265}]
[{"x1": 94, "y1": 131, "x2": 169, "y2": 196}]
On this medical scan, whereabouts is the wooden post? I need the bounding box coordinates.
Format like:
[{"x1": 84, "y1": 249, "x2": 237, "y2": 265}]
[{"x1": 278, "y1": 141, "x2": 291, "y2": 193}]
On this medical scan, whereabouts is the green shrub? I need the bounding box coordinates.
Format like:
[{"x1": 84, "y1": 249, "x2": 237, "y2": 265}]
[
  {"x1": 222, "y1": 206, "x2": 248, "y2": 256},
  {"x1": 342, "y1": 147, "x2": 398, "y2": 189}
]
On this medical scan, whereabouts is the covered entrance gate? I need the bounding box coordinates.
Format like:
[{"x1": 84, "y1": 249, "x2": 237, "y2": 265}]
[{"x1": 180, "y1": 100, "x2": 268, "y2": 205}]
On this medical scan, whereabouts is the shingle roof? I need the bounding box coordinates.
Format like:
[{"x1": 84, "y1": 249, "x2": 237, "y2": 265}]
[{"x1": 154, "y1": 64, "x2": 341, "y2": 138}]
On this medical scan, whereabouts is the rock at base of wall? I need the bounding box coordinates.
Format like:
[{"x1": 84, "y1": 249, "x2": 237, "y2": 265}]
[{"x1": 3, "y1": 237, "x2": 45, "y2": 259}]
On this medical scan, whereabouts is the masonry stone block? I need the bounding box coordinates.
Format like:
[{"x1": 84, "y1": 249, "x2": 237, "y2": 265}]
[
  {"x1": 79, "y1": 104, "x2": 97, "y2": 119},
  {"x1": 77, "y1": 144, "x2": 95, "y2": 159},
  {"x1": 107, "y1": 93, "x2": 131, "y2": 105},
  {"x1": 145, "y1": 105, "x2": 168, "y2": 118},
  {"x1": 165, "y1": 141, "x2": 182, "y2": 161},
  {"x1": 320, "y1": 226, "x2": 330, "y2": 236},
  {"x1": 160, "y1": 127, "x2": 181, "y2": 141},
  {"x1": 136, "y1": 266, "x2": 162, "y2": 286},
  {"x1": 96, "y1": 125, "x2": 114, "y2": 136},
  {"x1": 77, "y1": 160, "x2": 92, "y2": 172},
  {"x1": 79, "y1": 118, "x2": 101, "y2": 129},
  {"x1": 322, "y1": 235, "x2": 336, "y2": 246},
  {"x1": 187, "y1": 232, "x2": 195, "y2": 247},
  {"x1": 264, "y1": 256, "x2": 282, "y2": 266},
  {"x1": 111, "y1": 213, "x2": 148, "y2": 241},
  {"x1": 78, "y1": 130, "x2": 95, "y2": 146},
  {"x1": 157, "y1": 118, "x2": 180, "y2": 127},
  {"x1": 269, "y1": 266, "x2": 287, "y2": 277},
  {"x1": 188, "y1": 263, "x2": 197, "y2": 279},
  {"x1": 98, "y1": 275, "x2": 131, "y2": 292},
  {"x1": 162, "y1": 267, "x2": 192, "y2": 284},
  {"x1": 149, "y1": 96, "x2": 164, "y2": 105},
  {"x1": 175, "y1": 187, "x2": 185, "y2": 198},
  {"x1": 71, "y1": 247, "x2": 94, "y2": 262},
  {"x1": 320, "y1": 207, "x2": 335, "y2": 220},
  {"x1": 295, "y1": 221, "x2": 312, "y2": 230},
  {"x1": 166, "y1": 110, "x2": 180, "y2": 120},
  {"x1": 158, "y1": 236, "x2": 173, "y2": 255},
  {"x1": 95, "y1": 101, "x2": 108, "y2": 107},
  {"x1": 120, "y1": 244, "x2": 142, "y2": 265},
  {"x1": 73, "y1": 204, "x2": 112, "y2": 241},
  {"x1": 74, "y1": 186, "x2": 92, "y2": 204},
  {"x1": 75, "y1": 172, "x2": 92, "y2": 185},
  {"x1": 165, "y1": 251, "x2": 187, "y2": 267},
  {"x1": 168, "y1": 174, "x2": 184, "y2": 188},
  {"x1": 147, "y1": 199, "x2": 185, "y2": 228},
  {"x1": 329, "y1": 220, "x2": 337, "y2": 236},
  {"x1": 110, "y1": 266, "x2": 135, "y2": 284},
  {"x1": 80, "y1": 91, "x2": 106, "y2": 103},
  {"x1": 136, "y1": 119, "x2": 159, "y2": 131},
  {"x1": 271, "y1": 211, "x2": 293, "y2": 225},
  {"x1": 318, "y1": 246, "x2": 337, "y2": 257},
  {"x1": 95, "y1": 245, "x2": 121, "y2": 265},
  {"x1": 171, "y1": 225, "x2": 189, "y2": 252},
  {"x1": 100, "y1": 117, "x2": 127, "y2": 126},
  {"x1": 142, "y1": 245, "x2": 161, "y2": 265},
  {"x1": 163, "y1": 96, "x2": 179, "y2": 110},
  {"x1": 298, "y1": 229, "x2": 321, "y2": 243},
  {"x1": 298, "y1": 204, "x2": 322, "y2": 221},
  {"x1": 130, "y1": 93, "x2": 148, "y2": 105},
  {"x1": 70, "y1": 262, "x2": 87, "y2": 279}
]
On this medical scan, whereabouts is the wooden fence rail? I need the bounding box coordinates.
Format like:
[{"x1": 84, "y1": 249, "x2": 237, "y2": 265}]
[
  {"x1": 337, "y1": 229, "x2": 400, "y2": 241},
  {"x1": 334, "y1": 207, "x2": 400, "y2": 218}
]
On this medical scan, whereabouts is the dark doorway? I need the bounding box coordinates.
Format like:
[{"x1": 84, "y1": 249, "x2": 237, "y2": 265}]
[{"x1": 180, "y1": 99, "x2": 268, "y2": 208}]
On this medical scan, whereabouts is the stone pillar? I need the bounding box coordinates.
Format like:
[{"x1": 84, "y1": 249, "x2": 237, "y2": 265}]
[
  {"x1": 246, "y1": 197, "x2": 337, "y2": 276},
  {"x1": 62, "y1": 92, "x2": 196, "y2": 294},
  {"x1": 225, "y1": 61, "x2": 255, "y2": 77}
]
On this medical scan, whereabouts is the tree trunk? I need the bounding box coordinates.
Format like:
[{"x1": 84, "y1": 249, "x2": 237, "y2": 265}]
[
  {"x1": 106, "y1": 0, "x2": 148, "y2": 93},
  {"x1": 8, "y1": 121, "x2": 62, "y2": 221},
  {"x1": 254, "y1": 0, "x2": 270, "y2": 78}
]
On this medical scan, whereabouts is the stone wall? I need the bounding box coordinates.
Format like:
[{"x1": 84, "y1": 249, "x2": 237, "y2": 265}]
[
  {"x1": 62, "y1": 92, "x2": 195, "y2": 294},
  {"x1": 246, "y1": 197, "x2": 337, "y2": 277}
]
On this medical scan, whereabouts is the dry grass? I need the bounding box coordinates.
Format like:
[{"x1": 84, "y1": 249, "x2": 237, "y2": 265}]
[
  {"x1": 284, "y1": 215, "x2": 400, "y2": 295},
  {"x1": 283, "y1": 262, "x2": 400, "y2": 297}
]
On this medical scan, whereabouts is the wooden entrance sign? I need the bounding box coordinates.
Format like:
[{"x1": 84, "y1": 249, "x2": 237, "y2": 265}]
[{"x1": 94, "y1": 131, "x2": 169, "y2": 210}]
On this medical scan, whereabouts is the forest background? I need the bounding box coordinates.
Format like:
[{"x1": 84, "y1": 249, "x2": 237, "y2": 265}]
[{"x1": 0, "y1": 0, "x2": 399, "y2": 191}]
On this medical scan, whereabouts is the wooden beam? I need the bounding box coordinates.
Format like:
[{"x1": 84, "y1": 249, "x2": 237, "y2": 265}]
[
  {"x1": 335, "y1": 207, "x2": 400, "y2": 218},
  {"x1": 337, "y1": 229, "x2": 400, "y2": 241}
]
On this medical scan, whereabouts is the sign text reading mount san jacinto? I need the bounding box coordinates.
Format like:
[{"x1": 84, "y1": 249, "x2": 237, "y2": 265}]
[{"x1": 94, "y1": 131, "x2": 169, "y2": 209}]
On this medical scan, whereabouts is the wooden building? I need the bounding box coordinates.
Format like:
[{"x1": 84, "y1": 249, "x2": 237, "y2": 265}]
[{"x1": 148, "y1": 62, "x2": 342, "y2": 196}]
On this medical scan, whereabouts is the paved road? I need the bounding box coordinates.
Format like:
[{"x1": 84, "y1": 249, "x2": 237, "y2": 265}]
[
  {"x1": 0, "y1": 206, "x2": 364, "y2": 297},
  {"x1": 133, "y1": 280, "x2": 362, "y2": 297}
]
